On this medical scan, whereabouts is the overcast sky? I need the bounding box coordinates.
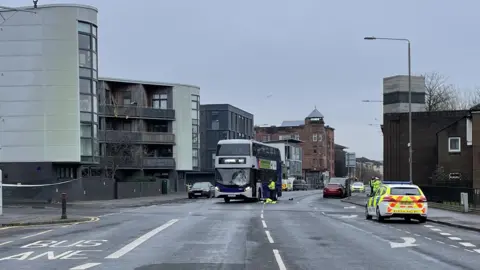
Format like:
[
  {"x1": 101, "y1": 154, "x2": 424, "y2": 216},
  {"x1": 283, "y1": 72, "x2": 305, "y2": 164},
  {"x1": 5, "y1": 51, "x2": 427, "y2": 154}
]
[{"x1": 4, "y1": 0, "x2": 480, "y2": 161}]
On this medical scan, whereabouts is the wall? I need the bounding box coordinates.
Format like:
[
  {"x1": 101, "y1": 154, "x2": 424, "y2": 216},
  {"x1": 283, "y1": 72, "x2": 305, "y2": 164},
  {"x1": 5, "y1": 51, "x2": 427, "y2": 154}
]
[
  {"x1": 436, "y1": 117, "x2": 472, "y2": 186},
  {"x1": 172, "y1": 85, "x2": 200, "y2": 171},
  {"x1": 383, "y1": 75, "x2": 426, "y2": 114},
  {"x1": 0, "y1": 5, "x2": 97, "y2": 162},
  {"x1": 383, "y1": 110, "x2": 470, "y2": 185}
]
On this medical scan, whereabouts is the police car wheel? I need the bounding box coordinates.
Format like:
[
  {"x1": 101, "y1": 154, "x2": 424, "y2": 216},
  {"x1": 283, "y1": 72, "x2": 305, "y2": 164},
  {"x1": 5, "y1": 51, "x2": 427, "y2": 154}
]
[
  {"x1": 376, "y1": 207, "x2": 385, "y2": 222},
  {"x1": 365, "y1": 206, "x2": 372, "y2": 220},
  {"x1": 418, "y1": 217, "x2": 427, "y2": 223}
]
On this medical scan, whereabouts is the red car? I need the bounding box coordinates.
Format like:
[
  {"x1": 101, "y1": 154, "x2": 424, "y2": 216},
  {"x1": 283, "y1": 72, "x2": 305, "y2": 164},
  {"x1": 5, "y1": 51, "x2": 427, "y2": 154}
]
[{"x1": 323, "y1": 183, "x2": 345, "y2": 198}]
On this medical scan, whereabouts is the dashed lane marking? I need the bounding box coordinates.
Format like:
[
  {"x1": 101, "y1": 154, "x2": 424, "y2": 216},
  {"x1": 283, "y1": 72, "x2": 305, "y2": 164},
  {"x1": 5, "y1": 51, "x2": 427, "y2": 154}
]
[
  {"x1": 265, "y1": 230, "x2": 274, "y2": 243},
  {"x1": 436, "y1": 241, "x2": 445, "y2": 244},
  {"x1": 261, "y1": 214, "x2": 264, "y2": 219},
  {"x1": 70, "y1": 263, "x2": 102, "y2": 269},
  {"x1": 450, "y1": 245, "x2": 459, "y2": 248},
  {"x1": 430, "y1": 228, "x2": 442, "y2": 232},
  {"x1": 440, "y1": 232, "x2": 451, "y2": 236},
  {"x1": 465, "y1": 249, "x2": 474, "y2": 253},
  {"x1": 0, "y1": 241, "x2": 12, "y2": 246},
  {"x1": 262, "y1": 220, "x2": 267, "y2": 228},
  {"x1": 474, "y1": 249, "x2": 480, "y2": 254},
  {"x1": 414, "y1": 234, "x2": 421, "y2": 237},
  {"x1": 405, "y1": 231, "x2": 411, "y2": 234},
  {"x1": 424, "y1": 225, "x2": 434, "y2": 228},
  {"x1": 459, "y1": 242, "x2": 476, "y2": 248},
  {"x1": 273, "y1": 249, "x2": 287, "y2": 270},
  {"x1": 449, "y1": 237, "x2": 462, "y2": 241},
  {"x1": 20, "y1": 230, "x2": 53, "y2": 239},
  {"x1": 425, "y1": 237, "x2": 432, "y2": 240}
]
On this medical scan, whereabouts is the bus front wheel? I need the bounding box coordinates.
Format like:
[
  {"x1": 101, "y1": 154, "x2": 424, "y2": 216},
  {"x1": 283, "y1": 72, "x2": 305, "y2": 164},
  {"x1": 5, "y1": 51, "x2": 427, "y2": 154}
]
[{"x1": 224, "y1": 198, "x2": 230, "y2": 203}]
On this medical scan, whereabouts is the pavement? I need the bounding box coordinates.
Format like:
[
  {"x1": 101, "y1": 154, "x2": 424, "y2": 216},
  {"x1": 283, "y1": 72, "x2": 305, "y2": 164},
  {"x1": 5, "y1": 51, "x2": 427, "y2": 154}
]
[
  {"x1": 343, "y1": 193, "x2": 480, "y2": 232},
  {"x1": 0, "y1": 190, "x2": 479, "y2": 269}
]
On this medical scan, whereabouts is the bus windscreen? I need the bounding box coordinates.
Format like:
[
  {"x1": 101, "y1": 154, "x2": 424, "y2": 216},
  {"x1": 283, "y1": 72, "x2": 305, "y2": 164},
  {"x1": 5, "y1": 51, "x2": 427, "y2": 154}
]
[{"x1": 216, "y1": 144, "x2": 250, "y2": 156}]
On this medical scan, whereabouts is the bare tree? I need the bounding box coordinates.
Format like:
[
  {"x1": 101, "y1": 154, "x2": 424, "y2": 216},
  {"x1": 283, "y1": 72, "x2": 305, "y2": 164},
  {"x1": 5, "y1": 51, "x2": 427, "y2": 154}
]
[
  {"x1": 454, "y1": 87, "x2": 480, "y2": 110},
  {"x1": 102, "y1": 135, "x2": 136, "y2": 181},
  {"x1": 424, "y1": 72, "x2": 458, "y2": 111}
]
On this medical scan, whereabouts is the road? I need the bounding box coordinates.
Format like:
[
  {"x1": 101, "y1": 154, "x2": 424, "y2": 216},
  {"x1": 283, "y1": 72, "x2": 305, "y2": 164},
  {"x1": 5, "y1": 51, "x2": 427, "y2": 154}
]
[{"x1": 0, "y1": 191, "x2": 479, "y2": 269}]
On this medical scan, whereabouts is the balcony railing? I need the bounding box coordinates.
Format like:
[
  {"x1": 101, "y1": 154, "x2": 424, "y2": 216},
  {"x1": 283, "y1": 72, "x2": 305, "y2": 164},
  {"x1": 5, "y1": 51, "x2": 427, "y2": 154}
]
[
  {"x1": 99, "y1": 105, "x2": 175, "y2": 120},
  {"x1": 99, "y1": 130, "x2": 175, "y2": 144},
  {"x1": 100, "y1": 156, "x2": 176, "y2": 169}
]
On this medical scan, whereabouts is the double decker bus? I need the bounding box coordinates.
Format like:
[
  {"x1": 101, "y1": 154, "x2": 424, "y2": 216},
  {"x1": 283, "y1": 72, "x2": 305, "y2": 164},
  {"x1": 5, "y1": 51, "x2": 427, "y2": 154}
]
[{"x1": 214, "y1": 139, "x2": 282, "y2": 203}]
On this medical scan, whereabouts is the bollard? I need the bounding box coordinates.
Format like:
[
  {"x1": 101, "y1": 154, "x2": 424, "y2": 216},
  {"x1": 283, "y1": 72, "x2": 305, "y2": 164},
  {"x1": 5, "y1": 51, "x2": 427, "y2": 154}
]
[
  {"x1": 460, "y1": 192, "x2": 469, "y2": 213},
  {"x1": 61, "y1": 193, "x2": 67, "y2": 219}
]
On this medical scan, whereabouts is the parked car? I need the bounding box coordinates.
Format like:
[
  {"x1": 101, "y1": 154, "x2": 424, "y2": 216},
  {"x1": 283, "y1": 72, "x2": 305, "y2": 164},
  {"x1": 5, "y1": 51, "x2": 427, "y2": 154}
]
[
  {"x1": 188, "y1": 182, "x2": 215, "y2": 199},
  {"x1": 328, "y1": 177, "x2": 352, "y2": 197},
  {"x1": 293, "y1": 179, "x2": 308, "y2": 191},
  {"x1": 323, "y1": 183, "x2": 345, "y2": 198}
]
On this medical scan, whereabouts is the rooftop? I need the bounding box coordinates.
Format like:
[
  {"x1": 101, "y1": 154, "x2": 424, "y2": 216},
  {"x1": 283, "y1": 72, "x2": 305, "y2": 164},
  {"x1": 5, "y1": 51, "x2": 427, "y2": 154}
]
[
  {"x1": 264, "y1": 139, "x2": 304, "y2": 144},
  {"x1": 99, "y1": 77, "x2": 200, "y2": 89}
]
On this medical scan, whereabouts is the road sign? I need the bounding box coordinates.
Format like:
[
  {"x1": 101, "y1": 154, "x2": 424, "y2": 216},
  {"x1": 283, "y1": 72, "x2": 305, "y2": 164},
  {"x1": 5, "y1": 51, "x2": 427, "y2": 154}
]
[{"x1": 345, "y1": 152, "x2": 356, "y2": 168}]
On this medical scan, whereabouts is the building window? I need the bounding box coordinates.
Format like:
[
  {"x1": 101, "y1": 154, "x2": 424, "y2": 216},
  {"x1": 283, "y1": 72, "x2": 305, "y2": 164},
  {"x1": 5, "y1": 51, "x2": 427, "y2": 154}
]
[
  {"x1": 152, "y1": 94, "x2": 168, "y2": 109},
  {"x1": 193, "y1": 149, "x2": 198, "y2": 157},
  {"x1": 313, "y1": 134, "x2": 318, "y2": 142},
  {"x1": 81, "y1": 138, "x2": 93, "y2": 155},
  {"x1": 448, "y1": 137, "x2": 461, "y2": 153},
  {"x1": 294, "y1": 134, "x2": 300, "y2": 140},
  {"x1": 122, "y1": 92, "x2": 132, "y2": 105},
  {"x1": 81, "y1": 123, "x2": 92, "y2": 137},
  {"x1": 80, "y1": 94, "x2": 92, "y2": 112},
  {"x1": 193, "y1": 157, "x2": 199, "y2": 167},
  {"x1": 79, "y1": 50, "x2": 93, "y2": 68}
]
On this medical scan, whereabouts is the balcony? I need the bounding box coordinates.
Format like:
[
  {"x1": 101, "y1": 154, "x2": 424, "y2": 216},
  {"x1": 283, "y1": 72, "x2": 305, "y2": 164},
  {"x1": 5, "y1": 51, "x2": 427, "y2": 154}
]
[
  {"x1": 99, "y1": 105, "x2": 175, "y2": 120},
  {"x1": 99, "y1": 130, "x2": 175, "y2": 144},
  {"x1": 100, "y1": 156, "x2": 176, "y2": 169}
]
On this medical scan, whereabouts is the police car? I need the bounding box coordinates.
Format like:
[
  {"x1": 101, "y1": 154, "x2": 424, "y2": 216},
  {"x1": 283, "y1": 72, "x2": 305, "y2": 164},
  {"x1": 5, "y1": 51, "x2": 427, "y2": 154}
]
[{"x1": 365, "y1": 181, "x2": 427, "y2": 223}]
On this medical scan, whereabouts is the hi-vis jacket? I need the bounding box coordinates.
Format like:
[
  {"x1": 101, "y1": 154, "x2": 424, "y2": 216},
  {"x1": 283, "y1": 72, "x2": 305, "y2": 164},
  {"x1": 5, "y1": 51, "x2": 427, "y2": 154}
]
[{"x1": 268, "y1": 181, "x2": 275, "y2": 190}]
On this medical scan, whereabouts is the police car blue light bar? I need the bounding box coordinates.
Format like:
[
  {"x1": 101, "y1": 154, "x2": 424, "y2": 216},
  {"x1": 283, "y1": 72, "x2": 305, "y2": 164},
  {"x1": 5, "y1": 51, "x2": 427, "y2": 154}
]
[{"x1": 381, "y1": 181, "x2": 412, "y2": 185}]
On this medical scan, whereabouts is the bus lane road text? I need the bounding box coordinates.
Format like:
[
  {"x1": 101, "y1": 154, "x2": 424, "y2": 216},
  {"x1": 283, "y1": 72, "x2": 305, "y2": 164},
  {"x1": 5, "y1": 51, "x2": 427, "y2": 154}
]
[{"x1": 0, "y1": 240, "x2": 108, "y2": 261}]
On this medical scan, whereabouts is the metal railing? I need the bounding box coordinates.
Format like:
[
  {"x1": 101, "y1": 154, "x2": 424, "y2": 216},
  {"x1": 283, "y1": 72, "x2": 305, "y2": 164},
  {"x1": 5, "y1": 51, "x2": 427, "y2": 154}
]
[
  {"x1": 99, "y1": 105, "x2": 175, "y2": 120},
  {"x1": 419, "y1": 185, "x2": 480, "y2": 210},
  {"x1": 99, "y1": 130, "x2": 175, "y2": 144},
  {"x1": 100, "y1": 156, "x2": 176, "y2": 169}
]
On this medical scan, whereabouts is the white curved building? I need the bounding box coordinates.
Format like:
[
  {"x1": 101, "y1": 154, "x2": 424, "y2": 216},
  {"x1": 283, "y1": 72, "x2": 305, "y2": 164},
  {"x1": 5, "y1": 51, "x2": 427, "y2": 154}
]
[{"x1": 0, "y1": 4, "x2": 98, "y2": 163}]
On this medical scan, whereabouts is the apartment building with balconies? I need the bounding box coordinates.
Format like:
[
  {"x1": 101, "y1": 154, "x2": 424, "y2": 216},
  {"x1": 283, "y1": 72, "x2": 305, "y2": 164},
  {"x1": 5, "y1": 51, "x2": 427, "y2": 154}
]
[
  {"x1": 0, "y1": 4, "x2": 200, "y2": 201},
  {"x1": 98, "y1": 78, "x2": 200, "y2": 187}
]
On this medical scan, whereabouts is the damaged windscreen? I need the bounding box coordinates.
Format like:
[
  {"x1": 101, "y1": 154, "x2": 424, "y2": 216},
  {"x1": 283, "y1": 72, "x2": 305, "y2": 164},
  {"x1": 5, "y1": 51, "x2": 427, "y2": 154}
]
[{"x1": 215, "y1": 168, "x2": 250, "y2": 186}]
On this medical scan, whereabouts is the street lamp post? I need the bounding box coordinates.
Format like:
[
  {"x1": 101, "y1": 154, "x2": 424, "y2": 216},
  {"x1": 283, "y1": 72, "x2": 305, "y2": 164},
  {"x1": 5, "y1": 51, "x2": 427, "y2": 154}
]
[{"x1": 364, "y1": 36, "x2": 412, "y2": 183}]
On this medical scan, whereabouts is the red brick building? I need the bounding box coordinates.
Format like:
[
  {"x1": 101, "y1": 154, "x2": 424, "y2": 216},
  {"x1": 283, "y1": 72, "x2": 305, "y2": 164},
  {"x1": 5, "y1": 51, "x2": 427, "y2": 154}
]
[{"x1": 254, "y1": 108, "x2": 335, "y2": 185}]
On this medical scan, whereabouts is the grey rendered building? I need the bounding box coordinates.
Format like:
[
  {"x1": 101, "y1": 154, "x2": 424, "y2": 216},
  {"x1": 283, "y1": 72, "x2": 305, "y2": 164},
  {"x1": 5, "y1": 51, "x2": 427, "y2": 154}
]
[{"x1": 199, "y1": 104, "x2": 254, "y2": 171}]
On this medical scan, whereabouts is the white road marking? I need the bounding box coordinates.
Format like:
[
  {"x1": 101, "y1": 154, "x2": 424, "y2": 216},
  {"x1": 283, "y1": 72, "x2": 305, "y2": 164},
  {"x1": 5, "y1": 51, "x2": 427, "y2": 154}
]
[
  {"x1": 262, "y1": 220, "x2": 267, "y2": 228},
  {"x1": 425, "y1": 237, "x2": 432, "y2": 240},
  {"x1": 430, "y1": 228, "x2": 442, "y2": 231},
  {"x1": 389, "y1": 237, "x2": 418, "y2": 248},
  {"x1": 344, "y1": 206, "x2": 356, "y2": 209},
  {"x1": 414, "y1": 234, "x2": 420, "y2": 236},
  {"x1": 436, "y1": 241, "x2": 445, "y2": 244},
  {"x1": 424, "y1": 225, "x2": 434, "y2": 228},
  {"x1": 450, "y1": 245, "x2": 459, "y2": 248},
  {"x1": 396, "y1": 228, "x2": 402, "y2": 231},
  {"x1": 405, "y1": 231, "x2": 411, "y2": 234},
  {"x1": 265, "y1": 230, "x2": 274, "y2": 243},
  {"x1": 273, "y1": 249, "x2": 287, "y2": 270},
  {"x1": 105, "y1": 219, "x2": 178, "y2": 259},
  {"x1": 473, "y1": 249, "x2": 480, "y2": 253},
  {"x1": 70, "y1": 263, "x2": 102, "y2": 269},
  {"x1": 0, "y1": 241, "x2": 12, "y2": 246},
  {"x1": 260, "y1": 214, "x2": 264, "y2": 219},
  {"x1": 465, "y1": 249, "x2": 474, "y2": 253},
  {"x1": 440, "y1": 232, "x2": 451, "y2": 236},
  {"x1": 459, "y1": 242, "x2": 476, "y2": 247},
  {"x1": 21, "y1": 230, "x2": 53, "y2": 240},
  {"x1": 449, "y1": 237, "x2": 462, "y2": 241}
]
